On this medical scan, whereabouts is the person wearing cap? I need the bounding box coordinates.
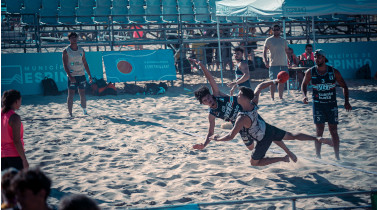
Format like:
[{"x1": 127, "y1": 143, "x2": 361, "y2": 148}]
[
  {"x1": 301, "y1": 49, "x2": 352, "y2": 160},
  {"x1": 63, "y1": 32, "x2": 93, "y2": 118},
  {"x1": 263, "y1": 24, "x2": 289, "y2": 100}
]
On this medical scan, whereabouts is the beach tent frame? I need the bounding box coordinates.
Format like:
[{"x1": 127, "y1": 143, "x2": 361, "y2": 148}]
[{"x1": 214, "y1": 0, "x2": 377, "y2": 84}]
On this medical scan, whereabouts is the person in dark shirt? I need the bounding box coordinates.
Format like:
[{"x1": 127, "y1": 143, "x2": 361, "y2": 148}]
[{"x1": 302, "y1": 49, "x2": 352, "y2": 160}]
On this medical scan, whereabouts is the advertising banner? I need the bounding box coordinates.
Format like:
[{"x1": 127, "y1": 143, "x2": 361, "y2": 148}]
[
  {"x1": 289, "y1": 42, "x2": 376, "y2": 79},
  {"x1": 102, "y1": 49, "x2": 177, "y2": 83},
  {"x1": 1, "y1": 52, "x2": 103, "y2": 95}
]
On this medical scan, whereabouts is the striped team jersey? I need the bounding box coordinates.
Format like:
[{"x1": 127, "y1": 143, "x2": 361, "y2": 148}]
[
  {"x1": 310, "y1": 66, "x2": 337, "y2": 104},
  {"x1": 209, "y1": 96, "x2": 242, "y2": 122}
]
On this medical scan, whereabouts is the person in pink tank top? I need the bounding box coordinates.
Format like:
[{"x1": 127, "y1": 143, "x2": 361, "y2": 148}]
[{"x1": 1, "y1": 89, "x2": 29, "y2": 171}]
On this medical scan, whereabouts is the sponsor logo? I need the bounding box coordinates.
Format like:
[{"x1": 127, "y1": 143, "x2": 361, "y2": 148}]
[
  {"x1": 285, "y1": 7, "x2": 306, "y2": 14},
  {"x1": 1, "y1": 65, "x2": 23, "y2": 85}
]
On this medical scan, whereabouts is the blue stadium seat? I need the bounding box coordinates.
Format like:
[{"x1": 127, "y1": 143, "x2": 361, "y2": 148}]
[
  {"x1": 178, "y1": 0, "x2": 195, "y2": 23},
  {"x1": 58, "y1": 0, "x2": 78, "y2": 24},
  {"x1": 94, "y1": 7, "x2": 111, "y2": 23},
  {"x1": 145, "y1": 0, "x2": 162, "y2": 23},
  {"x1": 162, "y1": 0, "x2": 177, "y2": 23},
  {"x1": 40, "y1": 0, "x2": 59, "y2": 24},
  {"x1": 76, "y1": 6, "x2": 94, "y2": 24},
  {"x1": 193, "y1": 0, "x2": 206, "y2": 7},
  {"x1": 94, "y1": 0, "x2": 111, "y2": 23},
  {"x1": 194, "y1": 4, "x2": 210, "y2": 23},
  {"x1": 21, "y1": 0, "x2": 42, "y2": 24},
  {"x1": 111, "y1": 0, "x2": 129, "y2": 23},
  {"x1": 96, "y1": 0, "x2": 111, "y2": 7},
  {"x1": 4, "y1": 0, "x2": 23, "y2": 14},
  {"x1": 76, "y1": 0, "x2": 94, "y2": 24},
  {"x1": 129, "y1": 0, "x2": 146, "y2": 23}
]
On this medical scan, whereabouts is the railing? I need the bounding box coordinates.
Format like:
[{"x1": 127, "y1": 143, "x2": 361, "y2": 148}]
[{"x1": 130, "y1": 190, "x2": 377, "y2": 210}]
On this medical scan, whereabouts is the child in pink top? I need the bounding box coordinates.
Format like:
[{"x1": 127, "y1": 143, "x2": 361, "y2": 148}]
[{"x1": 1, "y1": 90, "x2": 28, "y2": 171}]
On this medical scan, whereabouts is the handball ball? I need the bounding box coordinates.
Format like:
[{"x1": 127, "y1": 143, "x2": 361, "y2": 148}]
[{"x1": 277, "y1": 71, "x2": 289, "y2": 83}]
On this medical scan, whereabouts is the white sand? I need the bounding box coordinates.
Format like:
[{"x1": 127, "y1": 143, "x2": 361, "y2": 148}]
[{"x1": 18, "y1": 71, "x2": 377, "y2": 209}]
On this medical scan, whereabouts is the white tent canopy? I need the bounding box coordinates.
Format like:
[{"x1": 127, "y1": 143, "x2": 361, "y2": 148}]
[{"x1": 216, "y1": 0, "x2": 377, "y2": 18}]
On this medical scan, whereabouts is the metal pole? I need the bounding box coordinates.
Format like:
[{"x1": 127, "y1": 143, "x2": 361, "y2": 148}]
[
  {"x1": 312, "y1": 16, "x2": 316, "y2": 49},
  {"x1": 216, "y1": 16, "x2": 223, "y2": 86},
  {"x1": 291, "y1": 199, "x2": 296, "y2": 210},
  {"x1": 283, "y1": 18, "x2": 289, "y2": 95},
  {"x1": 179, "y1": 14, "x2": 184, "y2": 87}
]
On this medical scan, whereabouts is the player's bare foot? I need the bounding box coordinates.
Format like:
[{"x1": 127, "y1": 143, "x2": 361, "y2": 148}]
[
  {"x1": 287, "y1": 151, "x2": 298, "y2": 162},
  {"x1": 318, "y1": 137, "x2": 333, "y2": 147}
]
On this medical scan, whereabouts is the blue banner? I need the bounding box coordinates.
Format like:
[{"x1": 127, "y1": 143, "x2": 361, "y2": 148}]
[
  {"x1": 102, "y1": 49, "x2": 177, "y2": 82},
  {"x1": 1, "y1": 52, "x2": 103, "y2": 95},
  {"x1": 289, "y1": 42, "x2": 377, "y2": 79}
]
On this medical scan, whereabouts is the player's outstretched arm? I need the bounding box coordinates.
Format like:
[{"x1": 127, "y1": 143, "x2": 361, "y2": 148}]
[
  {"x1": 189, "y1": 58, "x2": 223, "y2": 96},
  {"x1": 209, "y1": 116, "x2": 246, "y2": 142},
  {"x1": 193, "y1": 113, "x2": 216, "y2": 150},
  {"x1": 252, "y1": 80, "x2": 277, "y2": 105}
]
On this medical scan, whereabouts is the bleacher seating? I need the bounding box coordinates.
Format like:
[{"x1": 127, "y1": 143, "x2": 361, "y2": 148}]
[
  {"x1": 94, "y1": 0, "x2": 111, "y2": 23},
  {"x1": 129, "y1": 0, "x2": 145, "y2": 23},
  {"x1": 112, "y1": 0, "x2": 129, "y2": 23},
  {"x1": 4, "y1": 0, "x2": 23, "y2": 14},
  {"x1": 178, "y1": 0, "x2": 195, "y2": 23},
  {"x1": 58, "y1": 0, "x2": 78, "y2": 24},
  {"x1": 145, "y1": 0, "x2": 162, "y2": 23},
  {"x1": 193, "y1": 0, "x2": 210, "y2": 23},
  {"x1": 76, "y1": 0, "x2": 94, "y2": 24},
  {"x1": 162, "y1": 0, "x2": 178, "y2": 23},
  {"x1": 40, "y1": 0, "x2": 59, "y2": 25},
  {"x1": 21, "y1": 0, "x2": 42, "y2": 24}
]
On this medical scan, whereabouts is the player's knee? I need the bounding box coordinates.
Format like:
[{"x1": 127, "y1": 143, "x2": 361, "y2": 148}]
[{"x1": 284, "y1": 132, "x2": 294, "y2": 140}]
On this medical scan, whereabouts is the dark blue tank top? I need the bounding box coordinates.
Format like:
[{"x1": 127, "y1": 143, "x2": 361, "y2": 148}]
[
  {"x1": 311, "y1": 66, "x2": 337, "y2": 104},
  {"x1": 235, "y1": 60, "x2": 251, "y2": 88},
  {"x1": 209, "y1": 96, "x2": 242, "y2": 122}
]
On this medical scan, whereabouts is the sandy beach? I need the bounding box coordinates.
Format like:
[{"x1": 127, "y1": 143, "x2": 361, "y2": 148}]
[{"x1": 18, "y1": 69, "x2": 377, "y2": 209}]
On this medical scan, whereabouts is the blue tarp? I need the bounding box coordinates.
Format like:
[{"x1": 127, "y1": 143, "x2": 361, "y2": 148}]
[{"x1": 103, "y1": 49, "x2": 177, "y2": 83}]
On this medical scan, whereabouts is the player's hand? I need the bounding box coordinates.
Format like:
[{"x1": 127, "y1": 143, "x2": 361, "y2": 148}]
[
  {"x1": 88, "y1": 76, "x2": 93, "y2": 84},
  {"x1": 265, "y1": 63, "x2": 270, "y2": 69},
  {"x1": 303, "y1": 97, "x2": 309, "y2": 104},
  {"x1": 229, "y1": 85, "x2": 237, "y2": 96},
  {"x1": 344, "y1": 102, "x2": 352, "y2": 112},
  {"x1": 193, "y1": 143, "x2": 205, "y2": 150}
]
